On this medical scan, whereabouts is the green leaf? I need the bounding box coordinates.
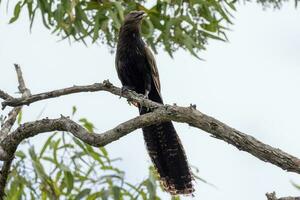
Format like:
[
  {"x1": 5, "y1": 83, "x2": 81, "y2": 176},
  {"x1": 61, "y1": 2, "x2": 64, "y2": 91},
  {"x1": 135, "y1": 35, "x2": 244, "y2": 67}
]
[
  {"x1": 86, "y1": 192, "x2": 103, "y2": 200},
  {"x1": 108, "y1": 9, "x2": 121, "y2": 29},
  {"x1": 15, "y1": 150, "x2": 26, "y2": 159},
  {"x1": 75, "y1": 188, "x2": 91, "y2": 200},
  {"x1": 93, "y1": 9, "x2": 109, "y2": 42},
  {"x1": 17, "y1": 110, "x2": 22, "y2": 125},
  {"x1": 39, "y1": 132, "x2": 57, "y2": 158},
  {"x1": 9, "y1": 1, "x2": 22, "y2": 24},
  {"x1": 64, "y1": 171, "x2": 74, "y2": 194},
  {"x1": 52, "y1": 138, "x2": 61, "y2": 164},
  {"x1": 112, "y1": 186, "x2": 121, "y2": 200},
  {"x1": 41, "y1": 191, "x2": 47, "y2": 200},
  {"x1": 112, "y1": 2, "x2": 124, "y2": 22},
  {"x1": 73, "y1": 137, "x2": 87, "y2": 152},
  {"x1": 26, "y1": 0, "x2": 34, "y2": 19},
  {"x1": 141, "y1": 18, "x2": 154, "y2": 39},
  {"x1": 75, "y1": 5, "x2": 92, "y2": 26},
  {"x1": 291, "y1": 181, "x2": 300, "y2": 190},
  {"x1": 101, "y1": 189, "x2": 110, "y2": 200},
  {"x1": 79, "y1": 118, "x2": 94, "y2": 132}
]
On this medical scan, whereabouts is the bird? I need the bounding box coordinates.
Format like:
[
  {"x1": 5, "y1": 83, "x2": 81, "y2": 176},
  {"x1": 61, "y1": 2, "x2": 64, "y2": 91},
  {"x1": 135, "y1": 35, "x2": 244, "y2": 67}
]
[{"x1": 115, "y1": 10, "x2": 194, "y2": 195}]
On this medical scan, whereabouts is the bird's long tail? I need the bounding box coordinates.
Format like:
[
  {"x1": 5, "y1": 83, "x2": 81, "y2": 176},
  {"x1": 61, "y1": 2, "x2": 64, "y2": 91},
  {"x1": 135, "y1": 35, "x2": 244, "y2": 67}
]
[{"x1": 139, "y1": 90, "x2": 194, "y2": 195}]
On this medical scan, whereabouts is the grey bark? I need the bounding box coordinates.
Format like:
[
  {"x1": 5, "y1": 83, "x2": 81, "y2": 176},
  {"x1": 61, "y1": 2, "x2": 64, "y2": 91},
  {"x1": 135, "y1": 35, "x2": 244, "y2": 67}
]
[
  {"x1": 0, "y1": 64, "x2": 30, "y2": 199},
  {"x1": 1, "y1": 66, "x2": 300, "y2": 199}
]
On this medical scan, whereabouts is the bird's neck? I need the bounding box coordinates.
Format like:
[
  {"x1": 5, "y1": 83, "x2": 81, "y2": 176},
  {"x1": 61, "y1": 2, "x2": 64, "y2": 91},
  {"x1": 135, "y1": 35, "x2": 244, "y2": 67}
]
[{"x1": 118, "y1": 24, "x2": 142, "y2": 44}]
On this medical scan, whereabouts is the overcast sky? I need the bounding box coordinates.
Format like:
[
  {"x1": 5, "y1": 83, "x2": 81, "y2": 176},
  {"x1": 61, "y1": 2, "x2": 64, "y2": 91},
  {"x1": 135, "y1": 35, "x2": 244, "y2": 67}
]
[{"x1": 1, "y1": 2, "x2": 300, "y2": 200}]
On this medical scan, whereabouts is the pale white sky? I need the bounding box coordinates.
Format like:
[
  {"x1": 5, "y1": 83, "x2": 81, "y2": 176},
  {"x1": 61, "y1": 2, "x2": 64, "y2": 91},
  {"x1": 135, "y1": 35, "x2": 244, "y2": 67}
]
[{"x1": 1, "y1": 2, "x2": 300, "y2": 200}]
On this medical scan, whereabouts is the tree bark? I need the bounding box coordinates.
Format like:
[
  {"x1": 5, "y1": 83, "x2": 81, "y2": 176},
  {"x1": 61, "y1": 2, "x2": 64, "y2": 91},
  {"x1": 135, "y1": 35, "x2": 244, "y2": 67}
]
[{"x1": 1, "y1": 66, "x2": 300, "y2": 199}]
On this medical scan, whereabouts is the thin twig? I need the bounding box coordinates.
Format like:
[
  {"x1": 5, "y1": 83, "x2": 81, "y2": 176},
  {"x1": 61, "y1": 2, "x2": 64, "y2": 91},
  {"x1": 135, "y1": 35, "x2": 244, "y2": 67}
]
[
  {"x1": 14, "y1": 64, "x2": 31, "y2": 97},
  {"x1": 0, "y1": 107, "x2": 21, "y2": 141},
  {"x1": 0, "y1": 90, "x2": 13, "y2": 101}
]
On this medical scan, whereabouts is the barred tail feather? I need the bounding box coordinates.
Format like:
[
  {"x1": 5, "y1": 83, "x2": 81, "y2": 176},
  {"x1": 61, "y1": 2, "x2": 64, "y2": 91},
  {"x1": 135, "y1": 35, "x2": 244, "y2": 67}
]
[{"x1": 140, "y1": 94, "x2": 194, "y2": 195}]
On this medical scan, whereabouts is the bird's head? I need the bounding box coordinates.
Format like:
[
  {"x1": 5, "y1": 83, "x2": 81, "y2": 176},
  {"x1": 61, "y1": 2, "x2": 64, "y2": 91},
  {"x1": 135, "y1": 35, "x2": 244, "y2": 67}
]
[{"x1": 123, "y1": 10, "x2": 146, "y2": 25}]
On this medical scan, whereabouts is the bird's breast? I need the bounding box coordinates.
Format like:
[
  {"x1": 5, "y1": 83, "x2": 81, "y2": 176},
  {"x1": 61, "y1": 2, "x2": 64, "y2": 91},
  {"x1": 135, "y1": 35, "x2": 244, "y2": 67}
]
[{"x1": 117, "y1": 44, "x2": 146, "y2": 72}]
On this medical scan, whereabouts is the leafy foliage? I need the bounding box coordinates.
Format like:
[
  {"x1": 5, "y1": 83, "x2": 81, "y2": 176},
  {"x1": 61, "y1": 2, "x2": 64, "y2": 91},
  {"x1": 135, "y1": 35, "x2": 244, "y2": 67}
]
[
  {"x1": 2, "y1": 0, "x2": 298, "y2": 57},
  {"x1": 6, "y1": 129, "x2": 163, "y2": 199},
  {"x1": 3, "y1": 0, "x2": 236, "y2": 57},
  {"x1": 3, "y1": 0, "x2": 297, "y2": 57},
  {"x1": 3, "y1": 110, "x2": 202, "y2": 200}
]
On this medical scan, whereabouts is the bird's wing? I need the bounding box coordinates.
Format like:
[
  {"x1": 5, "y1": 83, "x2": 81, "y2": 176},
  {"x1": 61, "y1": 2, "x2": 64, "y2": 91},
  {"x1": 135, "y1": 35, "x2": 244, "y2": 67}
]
[{"x1": 144, "y1": 46, "x2": 161, "y2": 94}]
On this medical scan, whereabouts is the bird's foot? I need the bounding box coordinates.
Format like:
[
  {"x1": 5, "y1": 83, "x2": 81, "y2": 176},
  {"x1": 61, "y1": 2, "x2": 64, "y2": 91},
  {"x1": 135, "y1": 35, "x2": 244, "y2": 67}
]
[
  {"x1": 120, "y1": 86, "x2": 139, "y2": 107},
  {"x1": 121, "y1": 85, "x2": 134, "y2": 94},
  {"x1": 138, "y1": 90, "x2": 151, "y2": 112},
  {"x1": 137, "y1": 90, "x2": 149, "y2": 99},
  {"x1": 120, "y1": 85, "x2": 134, "y2": 99},
  {"x1": 144, "y1": 90, "x2": 149, "y2": 99}
]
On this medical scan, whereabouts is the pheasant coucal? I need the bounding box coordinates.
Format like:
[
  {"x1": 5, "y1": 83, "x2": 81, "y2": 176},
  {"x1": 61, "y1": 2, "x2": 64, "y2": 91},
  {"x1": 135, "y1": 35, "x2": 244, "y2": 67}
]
[{"x1": 115, "y1": 10, "x2": 194, "y2": 195}]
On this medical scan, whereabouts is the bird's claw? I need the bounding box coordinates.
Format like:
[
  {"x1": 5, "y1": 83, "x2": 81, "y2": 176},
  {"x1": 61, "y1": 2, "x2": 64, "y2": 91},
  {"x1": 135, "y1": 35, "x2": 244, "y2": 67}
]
[
  {"x1": 137, "y1": 93, "x2": 148, "y2": 99},
  {"x1": 144, "y1": 90, "x2": 149, "y2": 99},
  {"x1": 120, "y1": 86, "x2": 134, "y2": 99},
  {"x1": 127, "y1": 99, "x2": 139, "y2": 107}
]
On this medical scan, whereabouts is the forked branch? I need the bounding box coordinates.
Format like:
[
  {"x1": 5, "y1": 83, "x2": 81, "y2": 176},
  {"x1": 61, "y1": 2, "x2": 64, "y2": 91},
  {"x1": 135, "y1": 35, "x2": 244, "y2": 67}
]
[
  {"x1": 0, "y1": 64, "x2": 30, "y2": 199},
  {"x1": 0, "y1": 66, "x2": 300, "y2": 199}
]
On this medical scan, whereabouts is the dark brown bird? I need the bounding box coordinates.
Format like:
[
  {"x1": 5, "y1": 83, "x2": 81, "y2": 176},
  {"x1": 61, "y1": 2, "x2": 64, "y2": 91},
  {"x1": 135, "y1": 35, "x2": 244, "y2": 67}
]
[{"x1": 115, "y1": 10, "x2": 194, "y2": 195}]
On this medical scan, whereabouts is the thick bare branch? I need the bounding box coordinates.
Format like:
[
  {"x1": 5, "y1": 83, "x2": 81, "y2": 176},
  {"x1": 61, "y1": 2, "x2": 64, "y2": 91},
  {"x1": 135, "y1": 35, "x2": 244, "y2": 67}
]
[
  {"x1": 1, "y1": 73, "x2": 300, "y2": 196},
  {"x1": 0, "y1": 159, "x2": 13, "y2": 200},
  {"x1": 266, "y1": 192, "x2": 300, "y2": 200},
  {"x1": 0, "y1": 147, "x2": 9, "y2": 161},
  {"x1": 1, "y1": 80, "x2": 300, "y2": 173},
  {"x1": 1, "y1": 99, "x2": 300, "y2": 175},
  {"x1": 1, "y1": 110, "x2": 168, "y2": 155}
]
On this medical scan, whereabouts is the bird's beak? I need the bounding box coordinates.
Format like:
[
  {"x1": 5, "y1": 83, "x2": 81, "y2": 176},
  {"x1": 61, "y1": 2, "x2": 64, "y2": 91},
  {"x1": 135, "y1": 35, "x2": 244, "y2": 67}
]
[{"x1": 136, "y1": 10, "x2": 146, "y2": 20}]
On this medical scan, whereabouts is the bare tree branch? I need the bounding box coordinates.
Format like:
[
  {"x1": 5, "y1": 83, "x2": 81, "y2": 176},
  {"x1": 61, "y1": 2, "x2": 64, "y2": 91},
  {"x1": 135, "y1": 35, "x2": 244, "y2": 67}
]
[
  {"x1": 0, "y1": 147, "x2": 9, "y2": 161},
  {"x1": 1, "y1": 111, "x2": 168, "y2": 155},
  {"x1": 0, "y1": 107, "x2": 21, "y2": 142},
  {"x1": 0, "y1": 65, "x2": 31, "y2": 141},
  {"x1": 0, "y1": 90, "x2": 12, "y2": 101},
  {"x1": 0, "y1": 159, "x2": 13, "y2": 199},
  {"x1": 1, "y1": 95, "x2": 300, "y2": 174},
  {"x1": 14, "y1": 64, "x2": 31, "y2": 97},
  {"x1": 0, "y1": 65, "x2": 31, "y2": 199},
  {"x1": 2, "y1": 80, "x2": 159, "y2": 109},
  {"x1": 266, "y1": 192, "x2": 300, "y2": 200},
  {"x1": 1, "y1": 67, "x2": 300, "y2": 197}
]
